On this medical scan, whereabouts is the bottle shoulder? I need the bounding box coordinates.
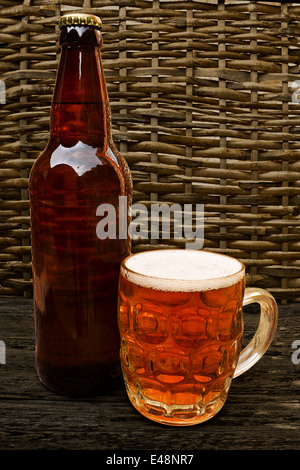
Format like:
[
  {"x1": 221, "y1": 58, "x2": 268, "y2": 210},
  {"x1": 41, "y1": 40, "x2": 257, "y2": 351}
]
[{"x1": 29, "y1": 139, "x2": 132, "y2": 198}]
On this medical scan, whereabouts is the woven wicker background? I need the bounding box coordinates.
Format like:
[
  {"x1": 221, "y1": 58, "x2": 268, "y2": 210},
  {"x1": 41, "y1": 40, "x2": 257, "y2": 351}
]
[{"x1": 0, "y1": 0, "x2": 300, "y2": 303}]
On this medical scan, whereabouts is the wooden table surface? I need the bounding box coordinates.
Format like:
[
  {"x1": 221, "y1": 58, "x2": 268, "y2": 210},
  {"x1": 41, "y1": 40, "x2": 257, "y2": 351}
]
[{"x1": 0, "y1": 297, "x2": 299, "y2": 454}]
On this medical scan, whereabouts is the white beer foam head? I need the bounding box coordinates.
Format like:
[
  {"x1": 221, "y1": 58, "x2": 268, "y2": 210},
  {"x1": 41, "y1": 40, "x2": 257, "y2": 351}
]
[{"x1": 122, "y1": 249, "x2": 245, "y2": 292}]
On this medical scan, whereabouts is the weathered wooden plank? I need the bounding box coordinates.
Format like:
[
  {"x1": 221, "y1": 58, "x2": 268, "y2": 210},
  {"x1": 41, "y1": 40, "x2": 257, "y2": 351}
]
[{"x1": 0, "y1": 298, "x2": 299, "y2": 450}]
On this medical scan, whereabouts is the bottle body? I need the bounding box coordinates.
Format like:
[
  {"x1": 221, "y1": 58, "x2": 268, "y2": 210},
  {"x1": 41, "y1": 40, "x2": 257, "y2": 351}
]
[{"x1": 29, "y1": 17, "x2": 132, "y2": 396}]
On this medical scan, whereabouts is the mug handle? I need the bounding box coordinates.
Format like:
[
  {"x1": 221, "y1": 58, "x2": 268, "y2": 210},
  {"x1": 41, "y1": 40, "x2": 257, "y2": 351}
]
[{"x1": 233, "y1": 287, "x2": 278, "y2": 378}]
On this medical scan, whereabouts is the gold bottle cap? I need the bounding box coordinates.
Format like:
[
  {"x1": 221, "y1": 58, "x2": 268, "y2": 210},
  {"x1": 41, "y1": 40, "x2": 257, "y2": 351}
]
[{"x1": 59, "y1": 13, "x2": 102, "y2": 30}]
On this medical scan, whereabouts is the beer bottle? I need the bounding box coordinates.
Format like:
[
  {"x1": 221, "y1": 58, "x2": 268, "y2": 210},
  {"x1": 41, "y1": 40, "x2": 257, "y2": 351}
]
[{"x1": 29, "y1": 13, "x2": 132, "y2": 397}]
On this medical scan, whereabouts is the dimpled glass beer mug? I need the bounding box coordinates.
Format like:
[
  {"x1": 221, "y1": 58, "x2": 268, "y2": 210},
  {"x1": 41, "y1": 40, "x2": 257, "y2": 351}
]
[{"x1": 118, "y1": 249, "x2": 278, "y2": 426}]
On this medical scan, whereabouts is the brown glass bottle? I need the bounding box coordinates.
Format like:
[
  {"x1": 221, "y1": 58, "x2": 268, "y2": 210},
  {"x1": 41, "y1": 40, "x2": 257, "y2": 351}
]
[{"x1": 29, "y1": 14, "x2": 132, "y2": 397}]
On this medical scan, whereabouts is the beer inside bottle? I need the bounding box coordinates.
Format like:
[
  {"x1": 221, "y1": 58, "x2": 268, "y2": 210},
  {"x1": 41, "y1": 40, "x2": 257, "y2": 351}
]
[{"x1": 29, "y1": 14, "x2": 132, "y2": 396}]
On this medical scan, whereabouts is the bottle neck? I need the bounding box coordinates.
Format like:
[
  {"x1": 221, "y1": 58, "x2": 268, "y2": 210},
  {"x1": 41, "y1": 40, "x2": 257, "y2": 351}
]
[{"x1": 50, "y1": 26, "x2": 109, "y2": 148}]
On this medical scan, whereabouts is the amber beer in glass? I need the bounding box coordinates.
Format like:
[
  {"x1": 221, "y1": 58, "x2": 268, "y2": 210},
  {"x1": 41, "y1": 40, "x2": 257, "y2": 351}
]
[
  {"x1": 29, "y1": 14, "x2": 132, "y2": 396},
  {"x1": 118, "y1": 249, "x2": 278, "y2": 425}
]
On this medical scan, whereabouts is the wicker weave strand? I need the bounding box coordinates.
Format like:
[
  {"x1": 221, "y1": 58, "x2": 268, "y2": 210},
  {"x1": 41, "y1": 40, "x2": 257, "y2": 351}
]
[{"x1": 0, "y1": 0, "x2": 299, "y2": 302}]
